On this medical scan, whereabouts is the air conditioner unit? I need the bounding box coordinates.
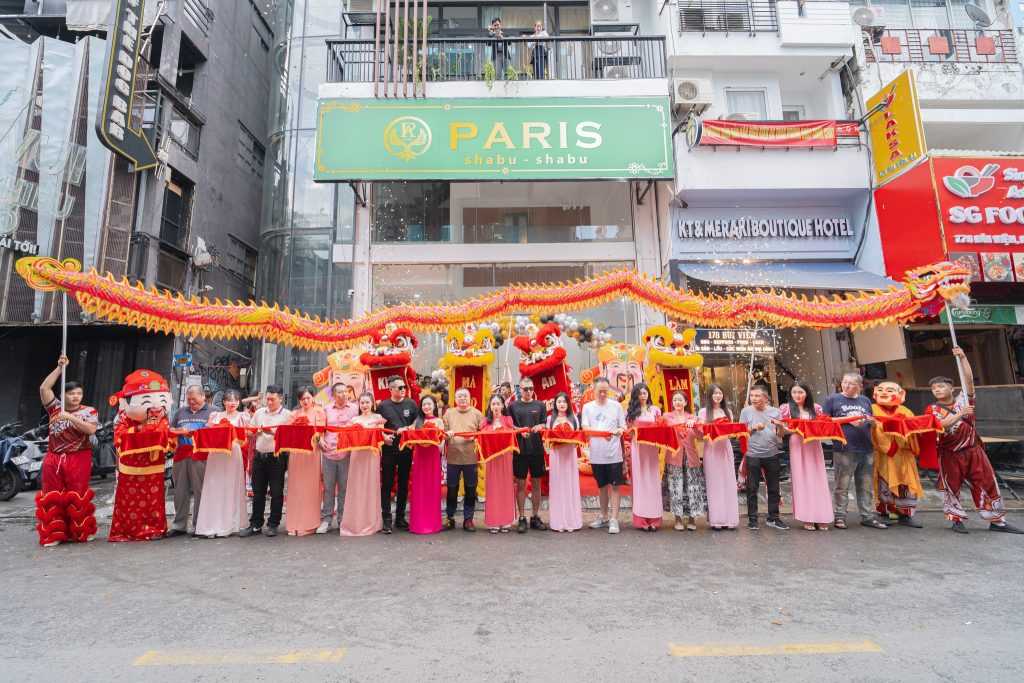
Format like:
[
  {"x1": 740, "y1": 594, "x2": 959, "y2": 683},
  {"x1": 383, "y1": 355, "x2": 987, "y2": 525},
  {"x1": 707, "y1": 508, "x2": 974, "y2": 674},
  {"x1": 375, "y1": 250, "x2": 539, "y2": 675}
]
[
  {"x1": 591, "y1": 0, "x2": 633, "y2": 26},
  {"x1": 671, "y1": 77, "x2": 713, "y2": 114},
  {"x1": 851, "y1": 4, "x2": 886, "y2": 28},
  {"x1": 603, "y1": 65, "x2": 631, "y2": 79}
]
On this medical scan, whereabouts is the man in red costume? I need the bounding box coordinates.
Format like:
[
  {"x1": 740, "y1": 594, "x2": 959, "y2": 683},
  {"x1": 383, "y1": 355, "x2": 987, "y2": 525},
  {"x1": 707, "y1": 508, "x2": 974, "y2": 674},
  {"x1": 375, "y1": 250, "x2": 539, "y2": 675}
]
[
  {"x1": 35, "y1": 355, "x2": 99, "y2": 547},
  {"x1": 927, "y1": 347, "x2": 1023, "y2": 534},
  {"x1": 108, "y1": 369, "x2": 174, "y2": 542}
]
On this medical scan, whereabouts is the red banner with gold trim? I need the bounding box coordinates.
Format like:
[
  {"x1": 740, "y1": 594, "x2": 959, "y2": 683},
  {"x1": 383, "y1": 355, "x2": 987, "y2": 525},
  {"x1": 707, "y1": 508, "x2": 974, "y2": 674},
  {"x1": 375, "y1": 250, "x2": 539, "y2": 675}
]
[
  {"x1": 400, "y1": 427, "x2": 445, "y2": 449},
  {"x1": 632, "y1": 424, "x2": 680, "y2": 453},
  {"x1": 783, "y1": 418, "x2": 847, "y2": 444},
  {"x1": 451, "y1": 365, "x2": 486, "y2": 410},
  {"x1": 273, "y1": 424, "x2": 319, "y2": 455},
  {"x1": 697, "y1": 119, "x2": 858, "y2": 149},
  {"x1": 193, "y1": 425, "x2": 241, "y2": 455},
  {"x1": 473, "y1": 429, "x2": 520, "y2": 464}
]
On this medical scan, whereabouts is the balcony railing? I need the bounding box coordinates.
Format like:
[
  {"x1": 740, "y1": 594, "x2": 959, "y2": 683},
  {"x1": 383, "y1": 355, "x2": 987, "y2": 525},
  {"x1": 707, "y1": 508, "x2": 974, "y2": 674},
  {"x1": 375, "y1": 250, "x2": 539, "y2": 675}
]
[
  {"x1": 678, "y1": 0, "x2": 779, "y2": 34},
  {"x1": 866, "y1": 29, "x2": 1018, "y2": 64},
  {"x1": 326, "y1": 36, "x2": 667, "y2": 84}
]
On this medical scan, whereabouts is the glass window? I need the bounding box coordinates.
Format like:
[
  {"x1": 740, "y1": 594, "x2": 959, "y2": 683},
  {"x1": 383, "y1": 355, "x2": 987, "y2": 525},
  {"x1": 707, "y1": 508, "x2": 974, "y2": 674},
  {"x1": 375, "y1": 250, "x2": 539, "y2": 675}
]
[
  {"x1": 371, "y1": 261, "x2": 638, "y2": 373},
  {"x1": 298, "y1": 38, "x2": 328, "y2": 128},
  {"x1": 257, "y1": 233, "x2": 287, "y2": 303},
  {"x1": 168, "y1": 109, "x2": 201, "y2": 158},
  {"x1": 910, "y1": 0, "x2": 950, "y2": 26},
  {"x1": 160, "y1": 172, "x2": 193, "y2": 249},
  {"x1": 557, "y1": 5, "x2": 590, "y2": 33},
  {"x1": 372, "y1": 181, "x2": 632, "y2": 243},
  {"x1": 725, "y1": 90, "x2": 768, "y2": 119},
  {"x1": 335, "y1": 183, "x2": 356, "y2": 242},
  {"x1": 289, "y1": 232, "x2": 332, "y2": 316},
  {"x1": 292, "y1": 130, "x2": 335, "y2": 228},
  {"x1": 782, "y1": 105, "x2": 805, "y2": 121},
  {"x1": 261, "y1": 133, "x2": 289, "y2": 233},
  {"x1": 441, "y1": 5, "x2": 480, "y2": 32}
]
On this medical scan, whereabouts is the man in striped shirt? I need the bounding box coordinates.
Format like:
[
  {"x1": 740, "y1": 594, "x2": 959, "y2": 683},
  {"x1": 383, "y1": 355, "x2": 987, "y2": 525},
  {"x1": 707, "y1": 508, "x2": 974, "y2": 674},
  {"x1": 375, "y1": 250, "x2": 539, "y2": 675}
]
[{"x1": 927, "y1": 346, "x2": 1022, "y2": 535}]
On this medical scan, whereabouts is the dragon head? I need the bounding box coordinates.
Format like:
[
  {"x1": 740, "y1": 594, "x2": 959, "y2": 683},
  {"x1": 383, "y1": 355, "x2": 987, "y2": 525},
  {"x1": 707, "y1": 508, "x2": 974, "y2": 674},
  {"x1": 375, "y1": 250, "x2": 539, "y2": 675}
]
[
  {"x1": 643, "y1": 323, "x2": 703, "y2": 369},
  {"x1": 904, "y1": 261, "x2": 972, "y2": 316},
  {"x1": 516, "y1": 321, "x2": 567, "y2": 377},
  {"x1": 359, "y1": 322, "x2": 418, "y2": 368},
  {"x1": 439, "y1": 324, "x2": 499, "y2": 368}
]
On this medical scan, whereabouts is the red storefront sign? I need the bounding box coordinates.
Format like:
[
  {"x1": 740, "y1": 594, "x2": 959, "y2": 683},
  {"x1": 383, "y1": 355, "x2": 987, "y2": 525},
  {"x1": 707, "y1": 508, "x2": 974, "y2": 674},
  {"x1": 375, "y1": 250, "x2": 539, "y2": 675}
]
[
  {"x1": 693, "y1": 119, "x2": 860, "y2": 149},
  {"x1": 874, "y1": 155, "x2": 1024, "y2": 283},
  {"x1": 934, "y1": 156, "x2": 1024, "y2": 283}
]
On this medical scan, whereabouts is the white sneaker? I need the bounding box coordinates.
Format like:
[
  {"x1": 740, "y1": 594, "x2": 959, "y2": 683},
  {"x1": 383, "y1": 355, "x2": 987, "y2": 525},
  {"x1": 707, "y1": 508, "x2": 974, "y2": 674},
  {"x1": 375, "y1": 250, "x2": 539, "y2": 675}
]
[
  {"x1": 589, "y1": 517, "x2": 607, "y2": 529},
  {"x1": 315, "y1": 521, "x2": 329, "y2": 535},
  {"x1": 42, "y1": 541, "x2": 61, "y2": 548},
  {"x1": 608, "y1": 519, "x2": 620, "y2": 534}
]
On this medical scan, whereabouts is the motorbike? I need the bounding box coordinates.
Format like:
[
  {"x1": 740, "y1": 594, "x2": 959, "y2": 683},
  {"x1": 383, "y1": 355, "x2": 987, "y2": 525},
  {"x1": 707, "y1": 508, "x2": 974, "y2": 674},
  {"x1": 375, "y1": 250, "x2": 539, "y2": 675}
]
[
  {"x1": 0, "y1": 422, "x2": 46, "y2": 501},
  {"x1": 91, "y1": 420, "x2": 117, "y2": 478}
]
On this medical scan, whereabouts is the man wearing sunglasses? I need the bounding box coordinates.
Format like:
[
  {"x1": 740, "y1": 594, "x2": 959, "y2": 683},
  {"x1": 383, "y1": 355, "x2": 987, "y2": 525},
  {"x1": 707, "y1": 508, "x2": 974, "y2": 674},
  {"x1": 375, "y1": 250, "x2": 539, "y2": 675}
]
[
  {"x1": 509, "y1": 379, "x2": 548, "y2": 533},
  {"x1": 377, "y1": 375, "x2": 419, "y2": 532}
]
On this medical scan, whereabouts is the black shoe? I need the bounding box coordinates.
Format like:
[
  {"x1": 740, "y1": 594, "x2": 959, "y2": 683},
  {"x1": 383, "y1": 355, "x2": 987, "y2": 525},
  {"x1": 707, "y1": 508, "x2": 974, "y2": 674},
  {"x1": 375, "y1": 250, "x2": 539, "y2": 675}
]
[
  {"x1": 262, "y1": 526, "x2": 277, "y2": 537},
  {"x1": 897, "y1": 515, "x2": 923, "y2": 528},
  {"x1": 747, "y1": 519, "x2": 759, "y2": 530},
  {"x1": 394, "y1": 517, "x2": 409, "y2": 530},
  {"x1": 951, "y1": 521, "x2": 969, "y2": 534},
  {"x1": 238, "y1": 526, "x2": 259, "y2": 538},
  {"x1": 444, "y1": 517, "x2": 456, "y2": 531},
  {"x1": 165, "y1": 528, "x2": 187, "y2": 538},
  {"x1": 990, "y1": 522, "x2": 1024, "y2": 534},
  {"x1": 517, "y1": 517, "x2": 528, "y2": 534},
  {"x1": 382, "y1": 520, "x2": 393, "y2": 534},
  {"x1": 530, "y1": 516, "x2": 547, "y2": 531},
  {"x1": 766, "y1": 518, "x2": 789, "y2": 531}
]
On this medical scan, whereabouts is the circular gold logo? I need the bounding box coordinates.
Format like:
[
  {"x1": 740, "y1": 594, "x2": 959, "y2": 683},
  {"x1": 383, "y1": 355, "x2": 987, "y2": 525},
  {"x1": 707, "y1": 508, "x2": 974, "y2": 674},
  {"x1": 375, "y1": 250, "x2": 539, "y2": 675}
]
[{"x1": 383, "y1": 116, "x2": 432, "y2": 161}]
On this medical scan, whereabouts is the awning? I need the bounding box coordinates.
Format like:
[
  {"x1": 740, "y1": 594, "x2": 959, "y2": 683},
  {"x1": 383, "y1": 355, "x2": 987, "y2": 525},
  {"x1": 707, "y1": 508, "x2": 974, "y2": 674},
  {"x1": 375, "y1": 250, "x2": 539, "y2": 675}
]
[{"x1": 676, "y1": 261, "x2": 897, "y2": 291}]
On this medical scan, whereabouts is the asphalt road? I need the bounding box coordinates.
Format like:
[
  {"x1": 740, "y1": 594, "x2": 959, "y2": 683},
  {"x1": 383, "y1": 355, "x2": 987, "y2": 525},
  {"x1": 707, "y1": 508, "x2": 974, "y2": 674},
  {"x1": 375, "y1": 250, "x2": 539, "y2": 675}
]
[{"x1": 2, "y1": 482, "x2": 1023, "y2": 682}]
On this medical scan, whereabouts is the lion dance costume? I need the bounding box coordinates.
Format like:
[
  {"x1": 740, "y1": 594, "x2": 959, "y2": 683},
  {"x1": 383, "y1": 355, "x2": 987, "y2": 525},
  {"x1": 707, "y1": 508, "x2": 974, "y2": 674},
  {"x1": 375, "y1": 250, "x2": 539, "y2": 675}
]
[
  {"x1": 108, "y1": 369, "x2": 175, "y2": 542},
  {"x1": 35, "y1": 399, "x2": 100, "y2": 546}
]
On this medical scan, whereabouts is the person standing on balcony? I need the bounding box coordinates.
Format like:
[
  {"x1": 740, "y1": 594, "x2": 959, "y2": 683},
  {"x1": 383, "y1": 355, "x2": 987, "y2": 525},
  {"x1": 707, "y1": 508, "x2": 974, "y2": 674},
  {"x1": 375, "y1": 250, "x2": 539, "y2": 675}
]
[
  {"x1": 529, "y1": 20, "x2": 549, "y2": 79},
  {"x1": 488, "y1": 17, "x2": 509, "y2": 74}
]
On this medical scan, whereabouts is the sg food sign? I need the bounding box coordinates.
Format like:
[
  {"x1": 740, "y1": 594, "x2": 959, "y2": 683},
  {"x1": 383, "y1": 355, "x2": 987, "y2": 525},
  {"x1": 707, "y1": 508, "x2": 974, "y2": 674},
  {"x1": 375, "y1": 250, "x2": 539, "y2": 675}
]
[
  {"x1": 937, "y1": 156, "x2": 1024, "y2": 253},
  {"x1": 314, "y1": 97, "x2": 673, "y2": 181}
]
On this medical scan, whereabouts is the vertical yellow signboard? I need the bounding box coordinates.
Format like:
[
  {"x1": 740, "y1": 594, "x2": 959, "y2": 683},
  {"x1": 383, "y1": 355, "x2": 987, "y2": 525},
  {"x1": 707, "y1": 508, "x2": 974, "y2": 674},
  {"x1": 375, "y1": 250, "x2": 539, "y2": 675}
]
[{"x1": 866, "y1": 70, "x2": 927, "y2": 186}]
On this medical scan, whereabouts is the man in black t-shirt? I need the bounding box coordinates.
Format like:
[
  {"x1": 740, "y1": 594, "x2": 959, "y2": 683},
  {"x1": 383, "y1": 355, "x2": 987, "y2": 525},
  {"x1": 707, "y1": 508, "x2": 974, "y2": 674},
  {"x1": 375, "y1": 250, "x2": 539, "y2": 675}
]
[
  {"x1": 509, "y1": 378, "x2": 548, "y2": 533},
  {"x1": 377, "y1": 375, "x2": 419, "y2": 532}
]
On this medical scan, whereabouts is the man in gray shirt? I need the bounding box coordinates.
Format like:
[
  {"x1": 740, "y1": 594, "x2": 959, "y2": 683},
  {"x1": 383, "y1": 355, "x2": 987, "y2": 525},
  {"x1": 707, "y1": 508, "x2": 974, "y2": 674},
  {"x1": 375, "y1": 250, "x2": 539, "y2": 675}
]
[{"x1": 739, "y1": 386, "x2": 789, "y2": 531}]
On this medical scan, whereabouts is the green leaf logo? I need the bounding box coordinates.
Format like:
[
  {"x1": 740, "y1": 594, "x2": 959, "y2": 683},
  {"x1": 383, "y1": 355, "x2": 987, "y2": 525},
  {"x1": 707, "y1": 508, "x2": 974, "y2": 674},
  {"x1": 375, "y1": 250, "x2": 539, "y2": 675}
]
[{"x1": 943, "y1": 175, "x2": 972, "y2": 199}]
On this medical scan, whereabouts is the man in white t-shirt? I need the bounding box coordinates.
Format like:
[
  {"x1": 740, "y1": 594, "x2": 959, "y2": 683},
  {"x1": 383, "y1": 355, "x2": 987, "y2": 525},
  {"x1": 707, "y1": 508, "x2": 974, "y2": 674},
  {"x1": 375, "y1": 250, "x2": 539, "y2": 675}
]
[{"x1": 581, "y1": 377, "x2": 626, "y2": 534}]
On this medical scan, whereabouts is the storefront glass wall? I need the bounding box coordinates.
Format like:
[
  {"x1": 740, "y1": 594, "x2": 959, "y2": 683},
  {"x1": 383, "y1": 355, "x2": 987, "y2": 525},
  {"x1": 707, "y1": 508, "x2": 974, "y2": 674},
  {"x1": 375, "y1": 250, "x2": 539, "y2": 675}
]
[
  {"x1": 372, "y1": 261, "x2": 640, "y2": 379},
  {"x1": 372, "y1": 181, "x2": 633, "y2": 244},
  {"x1": 260, "y1": 0, "x2": 356, "y2": 395}
]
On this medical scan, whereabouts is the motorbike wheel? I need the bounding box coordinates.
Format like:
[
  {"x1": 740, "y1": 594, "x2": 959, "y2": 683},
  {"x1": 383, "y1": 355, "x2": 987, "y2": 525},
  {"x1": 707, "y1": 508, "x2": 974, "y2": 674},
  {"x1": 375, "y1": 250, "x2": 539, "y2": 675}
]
[{"x1": 0, "y1": 466, "x2": 20, "y2": 501}]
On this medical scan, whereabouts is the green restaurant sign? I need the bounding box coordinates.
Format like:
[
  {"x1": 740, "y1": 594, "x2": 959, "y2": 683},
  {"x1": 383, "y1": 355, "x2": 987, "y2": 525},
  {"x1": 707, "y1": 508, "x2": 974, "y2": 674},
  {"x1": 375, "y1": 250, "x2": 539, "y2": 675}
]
[
  {"x1": 314, "y1": 97, "x2": 674, "y2": 181},
  {"x1": 939, "y1": 305, "x2": 1022, "y2": 325}
]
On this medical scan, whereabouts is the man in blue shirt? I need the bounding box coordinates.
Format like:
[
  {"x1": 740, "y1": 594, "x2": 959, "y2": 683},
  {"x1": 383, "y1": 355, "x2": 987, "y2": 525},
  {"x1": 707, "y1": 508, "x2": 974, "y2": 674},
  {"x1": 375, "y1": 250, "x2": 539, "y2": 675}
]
[
  {"x1": 167, "y1": 386, "x2": 212, "y2": 537},
  {"x1": 822, "y1": 373, "x2": 888, "y2": 530}
]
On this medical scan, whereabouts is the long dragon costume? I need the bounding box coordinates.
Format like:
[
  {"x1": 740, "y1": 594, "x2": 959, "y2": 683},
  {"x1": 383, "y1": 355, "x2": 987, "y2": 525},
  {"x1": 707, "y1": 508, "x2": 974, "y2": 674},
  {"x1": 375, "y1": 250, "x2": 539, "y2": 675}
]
[{"x1": 15, "y1": 257, "x2": 971, "y2": 350}]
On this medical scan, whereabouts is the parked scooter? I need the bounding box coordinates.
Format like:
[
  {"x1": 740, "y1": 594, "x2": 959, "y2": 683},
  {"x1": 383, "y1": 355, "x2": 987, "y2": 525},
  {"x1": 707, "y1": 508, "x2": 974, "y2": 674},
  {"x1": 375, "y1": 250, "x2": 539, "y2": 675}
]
[
  {"x1": 0, "y1": 422, "x2": 46, "y2": 501},
  {"x1": 91, "y1": 420, "x2": 117, "y2": 478}
]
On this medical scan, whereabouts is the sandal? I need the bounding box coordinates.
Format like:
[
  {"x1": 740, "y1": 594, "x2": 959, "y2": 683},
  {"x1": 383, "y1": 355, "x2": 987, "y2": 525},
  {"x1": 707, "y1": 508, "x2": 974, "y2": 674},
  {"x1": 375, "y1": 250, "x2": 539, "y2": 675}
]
[
  {"x1": 803, "y1": 523, "x2": 816, "y2": 531},
  {"x1": 686, "y1": 517, "x2": 697, "y2": 531},
  {"x1": 817, "y1": 524, "x2": 829, "y2": 531},
  {"x1": 834, "y1": 519, "x2": 847, "y2": 529}
]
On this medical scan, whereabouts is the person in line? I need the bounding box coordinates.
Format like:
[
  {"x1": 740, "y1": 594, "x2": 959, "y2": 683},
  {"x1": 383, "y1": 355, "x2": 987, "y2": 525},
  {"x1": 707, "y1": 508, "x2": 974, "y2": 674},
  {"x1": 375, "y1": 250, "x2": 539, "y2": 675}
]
[
  {"x1": 509, "y1": 378, "x2": 548, "y2": 533},
  {"x1": 871, "y1": 380, "x2": 924, "y2": 528},
  {"x1": 528, "y1": 20, "x2": 549, "y2": 79},
  {"x1": 35, "y1": 355, "x2": 99, "y2": 547},
  {"x1": 443, "y1": 388, "x2": 485, "y2": 531},
  {"x1": 927, "y1": 347, "x2": 1022, "y2": 534},
  {"x1": 740, "y1": 387, "x2": 788, "y2": 531},
  {"x1": 546, "y1": 392, "x2": 583, "y2": 532},
  {"x1": 408, "y1": 394, "x2": 446, "y2": 535},
  {"x1": 581, "y1": 377, "x2": 626, "y2": 534},
  {"x1": 167, "y1": 385, "x2": 211, "y2": 537},
  {"x1": 699, "y1": 384, "x2": 738, "y2": 530},
  {"x1": 317, "y1": 382, "x2": 358, "y2": 534},
  {"x1": 626, "y1": 383, "x2": 663, "y2": 532},
  {"x1": 778, "y1": 383, "x2": 834, "y2": 531},
  {"x1": 823, "y1": 373, "x2": 887, "y2": 530},
  {"x1": 377, "y1": 376, "x2": 418, "y2": 532},
  {"x1": 662, "y1": 390, "x2": 705, "y2": 532},
  {"x1": 483, "y1": 394, "x2": 517, "y2": 533},
  {"x1": 240, "y1": 385, "x2": 292, "y2": 538},
  {"x1": 499, "y1": 381, "x2": 514, "y2": 408},
  {"x1": 340, "y1": 393, "x2": 388, "y2": 537},
  {"x1": 195, "y1": 389, "x2": 249, "y2": 538},
  {"x1": 286, "y1": 386, "x2": 326, "y2": 536}
]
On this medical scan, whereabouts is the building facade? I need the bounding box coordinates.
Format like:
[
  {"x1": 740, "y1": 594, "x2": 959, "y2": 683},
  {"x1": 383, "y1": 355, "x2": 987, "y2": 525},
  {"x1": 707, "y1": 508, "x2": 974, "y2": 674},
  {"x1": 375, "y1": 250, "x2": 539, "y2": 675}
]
[{"x1": 0, "y1": 0, "x2": 271, "y2": 423}]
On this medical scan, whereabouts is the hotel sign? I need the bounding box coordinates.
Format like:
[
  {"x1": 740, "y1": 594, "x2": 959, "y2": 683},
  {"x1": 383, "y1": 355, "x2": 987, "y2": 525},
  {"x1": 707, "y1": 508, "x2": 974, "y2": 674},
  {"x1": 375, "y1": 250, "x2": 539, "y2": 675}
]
[
  {"x1": 95, "y1": 0, "x2": 157, "y2": 171},
  {"x1": 314, "y1": 97, "x2": 674, "y2": 181}
]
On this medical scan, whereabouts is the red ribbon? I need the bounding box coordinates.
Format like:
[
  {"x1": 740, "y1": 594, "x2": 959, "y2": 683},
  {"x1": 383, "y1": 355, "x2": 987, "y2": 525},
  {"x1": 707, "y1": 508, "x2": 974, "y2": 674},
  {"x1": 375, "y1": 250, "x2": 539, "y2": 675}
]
[{"x1": 782, "y1": 418, "x2": 847, "y2": 444}]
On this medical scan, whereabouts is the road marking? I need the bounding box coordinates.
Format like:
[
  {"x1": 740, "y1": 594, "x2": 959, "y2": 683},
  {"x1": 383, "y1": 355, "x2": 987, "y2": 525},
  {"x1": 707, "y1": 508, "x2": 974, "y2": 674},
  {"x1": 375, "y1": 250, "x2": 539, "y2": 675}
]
[
  {"x1": 133, "y1": 648, "x2": 346, "y2": 666},
  {"x1": 669, "y1": 640, "x2": 883, "y2": 658}
]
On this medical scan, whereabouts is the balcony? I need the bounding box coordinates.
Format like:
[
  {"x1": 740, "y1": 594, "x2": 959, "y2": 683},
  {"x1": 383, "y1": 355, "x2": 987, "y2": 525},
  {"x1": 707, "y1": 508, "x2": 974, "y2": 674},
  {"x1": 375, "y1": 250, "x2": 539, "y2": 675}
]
[
  {"x1": 678, "y1": 0, "x2": 779, "y2": 34},
  {"x1": 865, "y1": 29, "x2": 1018, "y2": 64},
  {"x1": 325, "y1": 35, "x2": 667, "y2": 84},
  {"x1": 674, "y1": 119, "x2": 870, "y2": 196}
]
